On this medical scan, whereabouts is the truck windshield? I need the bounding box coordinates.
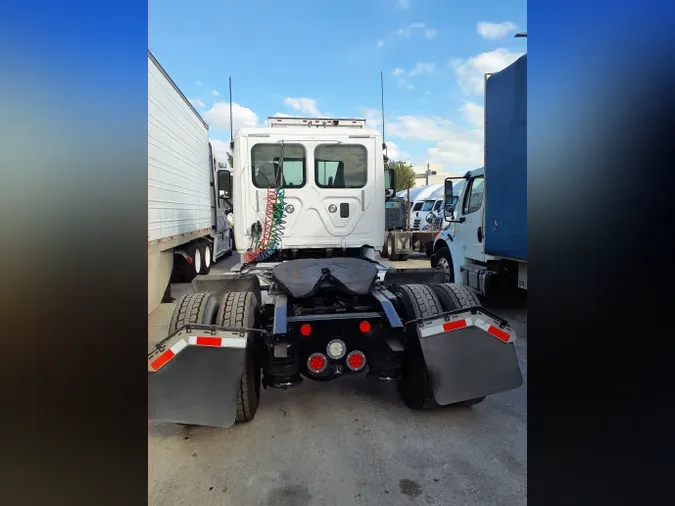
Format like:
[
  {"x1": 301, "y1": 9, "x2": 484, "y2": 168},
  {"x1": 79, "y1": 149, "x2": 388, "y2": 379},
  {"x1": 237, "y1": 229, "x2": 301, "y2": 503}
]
[
  {"x1": 412, "y1": 202, "x2": 423, "y2": 211},
  {"x1": 422, "y1": 200, "x2": 435, "y2": 212}
]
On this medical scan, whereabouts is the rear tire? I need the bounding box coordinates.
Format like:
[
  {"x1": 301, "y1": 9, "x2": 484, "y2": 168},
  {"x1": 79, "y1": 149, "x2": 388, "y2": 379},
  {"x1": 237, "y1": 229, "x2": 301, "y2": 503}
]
[
  {"x1": 169, "y1": 292, "x2": 219, "y2": 333},
  {"x1": 394, "y1": 284, "x2": 443, "y2": 409},
  {"x1": 216, "y1": 291, "x2": 261, "y2": 424},
  {"x1": 432, "y1": 282, "x2": 480, "y2": 311},
  {"x1": 199, "y1": 241, "x2": 212, "y2": 275},
  {"x1": 398, "y1": 254, "x2": 409, "y2": 261}
]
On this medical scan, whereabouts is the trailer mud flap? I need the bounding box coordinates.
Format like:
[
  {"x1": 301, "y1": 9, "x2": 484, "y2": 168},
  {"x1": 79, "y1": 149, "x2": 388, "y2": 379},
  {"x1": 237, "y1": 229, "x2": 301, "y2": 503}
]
[
  {"x1": 416, "y1": 309, "x2": 522, "y2": 405},
  {"x1": 148, "y1": 328, "x2": 247, "y2": 428}
]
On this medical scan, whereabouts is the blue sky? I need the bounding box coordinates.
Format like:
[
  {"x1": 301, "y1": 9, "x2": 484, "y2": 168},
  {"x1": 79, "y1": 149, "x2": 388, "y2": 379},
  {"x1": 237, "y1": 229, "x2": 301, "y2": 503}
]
[{"x1": 149, "y1": 0, "x2": 526, "y2": 174}]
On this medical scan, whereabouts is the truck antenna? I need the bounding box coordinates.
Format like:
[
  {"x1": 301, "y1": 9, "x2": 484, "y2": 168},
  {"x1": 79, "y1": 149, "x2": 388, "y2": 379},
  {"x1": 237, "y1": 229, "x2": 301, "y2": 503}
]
[
  {"x1": 229, "y1": 77, "x2": 234, "y2": 144},
  {"x1": 380, "y1": 70, "x2": 388, "y2": 165}
]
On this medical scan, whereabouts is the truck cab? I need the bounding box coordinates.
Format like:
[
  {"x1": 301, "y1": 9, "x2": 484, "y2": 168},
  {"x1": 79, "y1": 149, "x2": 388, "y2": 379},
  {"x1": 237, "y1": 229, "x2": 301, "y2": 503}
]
[{"x1": 223, "y1": 117, "x2": 393, "y2": 263}]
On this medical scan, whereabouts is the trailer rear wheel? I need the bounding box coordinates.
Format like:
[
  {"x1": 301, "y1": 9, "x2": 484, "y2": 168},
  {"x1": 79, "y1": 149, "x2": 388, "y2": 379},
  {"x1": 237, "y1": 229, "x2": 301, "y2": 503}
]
[
  {"x1": 394, "y1": 284, "x2": 443, "y2": 409},
  {"x1": 431, "y1": 283, "x2": 485, "y2": 407},
  {"x1": 169, "y1": 292, "x2": 219, "y2": 333},
  {"x1": 216, "y1": 291, "x2": 261, "y2": 424},
  {"x1": 199, "y1": 241, "x2": 212, "y2": 275}
]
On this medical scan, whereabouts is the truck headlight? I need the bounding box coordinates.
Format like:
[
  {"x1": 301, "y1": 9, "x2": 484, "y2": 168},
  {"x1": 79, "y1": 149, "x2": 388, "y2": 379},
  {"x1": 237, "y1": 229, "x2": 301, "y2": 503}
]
[{"x1": 226, "y1": 213, "x2": 234, "y2": 225}]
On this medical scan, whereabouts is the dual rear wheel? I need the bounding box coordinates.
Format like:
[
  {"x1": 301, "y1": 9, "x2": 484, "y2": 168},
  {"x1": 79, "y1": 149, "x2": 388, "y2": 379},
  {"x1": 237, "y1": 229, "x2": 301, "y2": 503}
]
[
  {"x1": 394, "y1": 283, "x2": 486, "y2": 410},
  {"x1": 168, "y1": 291, "x2": 261, "y2": 424}
]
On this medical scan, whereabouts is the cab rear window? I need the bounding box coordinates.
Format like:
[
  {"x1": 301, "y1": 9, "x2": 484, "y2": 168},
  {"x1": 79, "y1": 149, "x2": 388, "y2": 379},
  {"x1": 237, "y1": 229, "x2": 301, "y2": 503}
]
[
  {"x1": 314, "y1": 144, "x2": 367, "y2": 188},
  {"x1": 251, "y1": 144, "x2": 306, "y2": 188}
]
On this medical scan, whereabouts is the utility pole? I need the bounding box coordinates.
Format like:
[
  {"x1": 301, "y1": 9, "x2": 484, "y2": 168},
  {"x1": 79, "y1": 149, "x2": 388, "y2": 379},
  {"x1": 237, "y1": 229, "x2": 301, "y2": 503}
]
[{"x1": 425, "y1": 162, "x2": 430, "y2": 186}]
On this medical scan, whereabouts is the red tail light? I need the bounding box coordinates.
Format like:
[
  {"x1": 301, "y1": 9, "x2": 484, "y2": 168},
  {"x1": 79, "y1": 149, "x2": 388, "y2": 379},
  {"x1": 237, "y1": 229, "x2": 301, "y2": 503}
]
[
  {"x1": 307, "y1": 353, "x2": 327, "y2": 373},
  {"x1": 359, "y1": 321, "x2": 372, "y2": 333},
  {"x1": 346, "y1": 350, "x2": 366, "y2": 371},
  {"x1": 300, "y1": 323, "x2": 312, "y2": 336}
]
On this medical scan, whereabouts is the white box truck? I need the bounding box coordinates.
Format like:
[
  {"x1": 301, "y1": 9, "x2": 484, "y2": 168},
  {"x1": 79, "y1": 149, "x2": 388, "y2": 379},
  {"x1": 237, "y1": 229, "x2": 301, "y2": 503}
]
[{"x1": 147, "y1": 51, "x2": 233, "y2": 314}]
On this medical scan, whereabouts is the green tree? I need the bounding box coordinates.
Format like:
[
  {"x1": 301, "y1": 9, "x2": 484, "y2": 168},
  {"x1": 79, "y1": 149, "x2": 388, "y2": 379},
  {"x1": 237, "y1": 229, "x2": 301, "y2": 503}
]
[
  {"x1": 388, "y1": 160, "x2": 416, "y2": 192},
  {"x1": 217, "y1": 151, "x2": 234, "y2": 169}
]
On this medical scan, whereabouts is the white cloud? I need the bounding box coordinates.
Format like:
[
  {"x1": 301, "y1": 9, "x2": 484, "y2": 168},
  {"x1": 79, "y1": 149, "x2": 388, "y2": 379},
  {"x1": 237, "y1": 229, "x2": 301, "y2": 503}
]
[
  {"x1": 212, "y1": 90, "x2": 219, "y2": 96},
  {"x1": 460, "y1": 101, "x2": 484, "y2": 128},
  {"x1": 283, "y1": 97, "x2": 323, "y2": 117},
  {"x1": 273, "y1": 112, "x2": 295, "y2": 118},
  {"x1": 406, "y1": 83, "x2": 414, "y2": 90},
  {"x1": 194, "y1": 80, "x2": 202, "y2": 86},
  {"x1": 377, "y1": 40, "x2": 385, "y2": 48},
  {"x1": 476, "y1": 21, "x2": 518, "y2": 40},
  {"x1": 396, "y1": 22, "x2": 438, "y2": 39},
  {"x1": 393, "y1": 67, "x2": 405, "y2": 76},
  {"x1": 202, "y1": 102, "x2": 258, "y2": 133},
  {"x1": 387, "y1": 114, "x2": 484, "y2": 173},
  {"x1": 188, "y1": 97, "x2": 206, "y2": 108},
  {"x1": 210, "y1": 139, "x2": 232, "y2": 166},
  {"x1": 396, "y1": 0, "x2": 412, "y2": 9},
  {"x1": 450, "y1": 48, "x2": 524, "y2": 95},
  {"x1": 408, "y1": 62, "x2": 436, "y2": 76}
]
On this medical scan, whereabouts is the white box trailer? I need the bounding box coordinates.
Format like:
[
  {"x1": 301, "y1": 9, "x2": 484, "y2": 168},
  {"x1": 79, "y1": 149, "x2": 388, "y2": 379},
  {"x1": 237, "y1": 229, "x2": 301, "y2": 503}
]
[{"x1": 147, "y1": 50, "x2": 233, "y2": 314}]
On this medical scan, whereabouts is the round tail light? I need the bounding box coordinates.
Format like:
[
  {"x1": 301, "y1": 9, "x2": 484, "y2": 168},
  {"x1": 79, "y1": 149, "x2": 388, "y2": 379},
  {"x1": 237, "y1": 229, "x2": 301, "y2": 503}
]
[
  {"x1": 346, "y1": 350, "x2": 366, "y2": 372},
  {"x1": 307, "y1": 353, "x2": 327, "y2": 373}
]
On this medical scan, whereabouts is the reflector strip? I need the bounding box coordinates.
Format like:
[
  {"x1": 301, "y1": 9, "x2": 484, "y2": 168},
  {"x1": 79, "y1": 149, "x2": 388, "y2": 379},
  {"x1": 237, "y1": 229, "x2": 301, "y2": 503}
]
[
  {"x1": 187, "y1": 336, "x2": 247, "y2": 348},
  {"x1": 419, "y1": 318, "x2": 472, "y2": 338},
  {"x1": 442, "y1": 319, "x2": 468, "y2": 332},
  {"x1": 150, "y1": 339, "x2": 188, "y2": 371},
  {"x1": 474, "y1": 319, "x2": 513, "y2": 343}
]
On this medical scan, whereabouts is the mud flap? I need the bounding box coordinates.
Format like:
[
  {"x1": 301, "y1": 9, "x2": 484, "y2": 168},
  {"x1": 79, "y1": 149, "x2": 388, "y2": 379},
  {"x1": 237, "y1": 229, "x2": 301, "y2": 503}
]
[
  {"x1": 148, "y1": 327, "x2": 247, "y2": 428},
  {"x1": 415, "y1": 309, "x2": 523, "y2": 405}
]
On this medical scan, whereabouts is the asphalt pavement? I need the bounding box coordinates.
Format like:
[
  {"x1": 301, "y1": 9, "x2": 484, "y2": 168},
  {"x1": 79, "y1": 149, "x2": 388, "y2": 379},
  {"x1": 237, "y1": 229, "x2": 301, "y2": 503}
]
[{"x1": 149, "y1": 252, "x2": 527, "y2": 506}]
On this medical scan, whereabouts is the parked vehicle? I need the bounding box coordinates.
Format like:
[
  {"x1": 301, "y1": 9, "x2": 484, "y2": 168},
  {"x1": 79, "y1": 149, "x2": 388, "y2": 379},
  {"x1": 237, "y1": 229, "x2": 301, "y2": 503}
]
[
  {"x1": 431, "y1": 55, "x2": 527, "y2": 295},
  {"x1": 147, "y1": 51, "x2": 233, "y2": 313},
  {"x1": 148, "y1": 115, "x2": 523, "y2": 428}
]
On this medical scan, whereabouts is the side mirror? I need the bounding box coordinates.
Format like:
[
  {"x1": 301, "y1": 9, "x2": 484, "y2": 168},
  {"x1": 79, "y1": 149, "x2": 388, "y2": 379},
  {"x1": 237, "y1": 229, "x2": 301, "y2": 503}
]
[
  {"x1": 443, "y1": 177, "x2": 455, "y2": 220},
  {"x1": 218, "y1": 170, "x2": 232, "y2": 199},
  {"x1": 384, "y1": 168, "x2": 396, "y2": 199}
]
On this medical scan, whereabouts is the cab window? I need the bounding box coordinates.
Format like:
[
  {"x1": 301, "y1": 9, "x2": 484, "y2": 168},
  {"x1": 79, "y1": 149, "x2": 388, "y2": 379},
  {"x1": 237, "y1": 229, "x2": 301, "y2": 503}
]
[
  {"x1": 251, "y1": 143, "x2": 306, "y2": 188},
  {"x1": 315, "y1": 144, "x2": 367, "y2": 188},
  {"x1": 463, "y1": 176, "x2": 485, "y2": 215},
  {"x1": 412, "y1": 202, "x2": 423, "y2": 211}
]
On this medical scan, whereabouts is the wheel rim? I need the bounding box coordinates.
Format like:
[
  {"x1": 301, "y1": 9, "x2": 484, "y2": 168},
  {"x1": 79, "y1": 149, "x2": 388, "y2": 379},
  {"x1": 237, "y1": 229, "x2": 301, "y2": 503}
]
[
  {"x1": 194, "y1": 248, "x2": 201, "y2": 274},
  {"x1": 437, "y1": 257, "x2": 451, "y2": 281},
  {"x1": 204, "y1": 244, "x2": 211, "y2": 267}
]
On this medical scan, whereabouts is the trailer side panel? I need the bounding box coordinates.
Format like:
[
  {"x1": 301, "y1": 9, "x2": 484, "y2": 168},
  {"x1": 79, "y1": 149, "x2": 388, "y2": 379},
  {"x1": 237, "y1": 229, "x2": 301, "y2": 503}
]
[
  {"x1": 148, "y1": 52, "x2": 213, "y2": 246},
  {"x1": 484, "y1": 55, "x2": 527, "y2": 261}
]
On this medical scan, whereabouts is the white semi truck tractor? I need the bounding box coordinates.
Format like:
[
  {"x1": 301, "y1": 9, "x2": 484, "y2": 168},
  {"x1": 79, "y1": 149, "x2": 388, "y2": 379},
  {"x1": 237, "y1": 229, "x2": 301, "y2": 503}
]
[{"x1": 148, "y1": 115, "x2": 523, "y2": 428}]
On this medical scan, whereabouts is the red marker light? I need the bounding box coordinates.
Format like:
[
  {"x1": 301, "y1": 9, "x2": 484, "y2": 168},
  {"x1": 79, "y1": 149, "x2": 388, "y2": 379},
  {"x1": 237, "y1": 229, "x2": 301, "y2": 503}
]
[
  {"x1": 359, "y1": 321, "x2": 371, "y2": 333},
  {"x1": 300, "y1": 324, "x2": 312, "y2": 336}
]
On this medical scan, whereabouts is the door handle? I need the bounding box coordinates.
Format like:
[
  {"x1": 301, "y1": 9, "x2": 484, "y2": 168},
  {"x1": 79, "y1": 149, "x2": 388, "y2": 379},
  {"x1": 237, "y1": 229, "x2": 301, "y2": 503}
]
[{"x1": 477, "y1": 226, "x2": 483, "y2": 243}]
